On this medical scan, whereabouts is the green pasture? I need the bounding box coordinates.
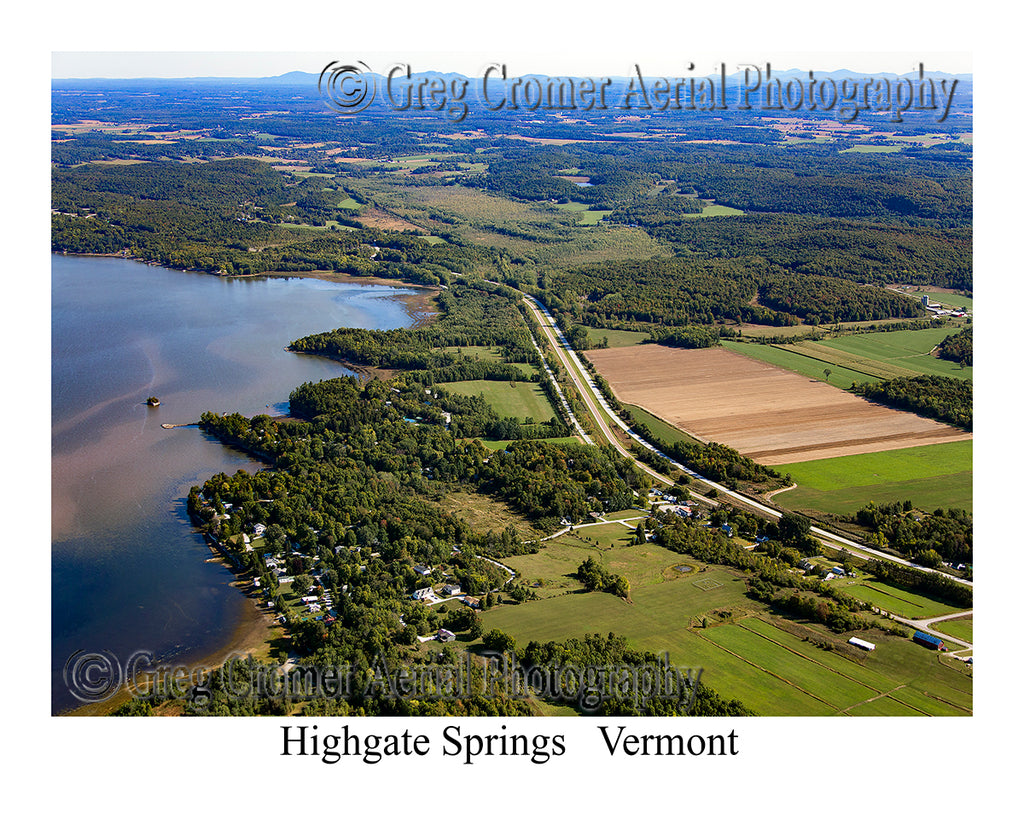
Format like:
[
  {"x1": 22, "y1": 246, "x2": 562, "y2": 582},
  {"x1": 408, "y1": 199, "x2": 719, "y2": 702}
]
[
  {"x1": 842, "y1": 581, "x2": 965, "y2": 620},
  {"x1": 622, "y1": 403, "x2": 703, "y2": 446},
  {"x1": 897, "y1": 290, "x2": 973, "y2": 313},
  {"x1": 809, "y1": 328, "x2": 973, "y2": 381},
  {"x1": 931, "y1": 615, "x2": 973, "y2": 644},
  {"x1": 774, "y1": 440, "x2": 972, "y2": 516},
  {"x1": 722, "y1": 340, "x2": 870, "y2": 388},
  {"x1": 482, "y1": 526, "x2": 972, "y2": 715},
  {"x1": 552, "y1": 202, "x2": 612, "y2": 225},
  {"x1": 684, "y1": 204, "x2": 745, "y2": 217},
  {"x1": 582, "y1": 327, "x2": 651, "y2": 348},
  {"x1": 438, "y1": 346, "x2": 537, "y2": 377},
  {"x1": 439, "y1": 379, "x2": 556, "y2": 422}
]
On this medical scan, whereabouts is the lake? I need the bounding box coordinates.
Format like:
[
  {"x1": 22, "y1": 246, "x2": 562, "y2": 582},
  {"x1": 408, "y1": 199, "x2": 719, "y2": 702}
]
[{"x1": 51, "y1": 255, "x2": 420, "y2": 713}]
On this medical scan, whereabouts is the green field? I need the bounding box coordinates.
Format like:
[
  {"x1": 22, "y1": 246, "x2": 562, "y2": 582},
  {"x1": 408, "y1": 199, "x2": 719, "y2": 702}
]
[
  {"x1": 900, "y1": 290, "x2": 974, "y2": 313},
  {"x1": 723, "y1": 326, "x2": 972, "y2": 387},
  {"x1": 722, "y1": 340, "x2": 870, "y2": 388},
  {"x1": 774, "y1": 440, "x2": 972, "y2": 515},
  {"x1": 684, "y1": 204, "x2": 745, "y2": 217},
  {"x1": 806, "y1": 328, "x2": 973, "y2": 381},
  {"x1": 842, "y1": 581, "x2": 965, "y2": 620},
  {"x1": 482, "y1": 530, "x2": 971, "y2": 715},
  {"x1": 581, "y1": 327, "x2": 651, "y2": 348},
  {"x1": 622, "y1": 403, "x2": 703, "y2": 446},
  {"x1": 439, "y1": 346, "x2": 537, "y2": 377},
  {"x1": 439, "y1": 379, "x2": 556, "y2": 422},
  {"x1": 931, "y1": 615, "x2": 973, "y2": 644},
  {"x1": 552, "y1": 201, "x2": 613, "y2": 225}
]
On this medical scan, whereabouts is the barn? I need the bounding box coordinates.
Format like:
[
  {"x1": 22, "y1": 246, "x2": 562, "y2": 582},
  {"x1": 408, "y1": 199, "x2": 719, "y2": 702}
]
[{"x1": 912, "y1": 631, "x2": 945, "y2": 650}]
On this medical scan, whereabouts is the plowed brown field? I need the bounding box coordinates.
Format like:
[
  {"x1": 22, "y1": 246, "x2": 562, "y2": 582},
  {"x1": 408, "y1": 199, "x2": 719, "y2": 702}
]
[{"x1": 586, "y1": 345, "x2": 971, "y2": 464}]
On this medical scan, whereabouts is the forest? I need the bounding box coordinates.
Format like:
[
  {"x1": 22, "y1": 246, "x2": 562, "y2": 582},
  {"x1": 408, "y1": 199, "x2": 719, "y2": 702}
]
[{"x1": 852, "y1": 375, "x2": 972, "y2": 429}]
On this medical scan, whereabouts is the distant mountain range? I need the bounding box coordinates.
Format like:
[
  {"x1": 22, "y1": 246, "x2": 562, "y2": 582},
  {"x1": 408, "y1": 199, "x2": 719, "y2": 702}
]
[{"x1": 52, "y1": 67, "x2": 973, "y2": 86}]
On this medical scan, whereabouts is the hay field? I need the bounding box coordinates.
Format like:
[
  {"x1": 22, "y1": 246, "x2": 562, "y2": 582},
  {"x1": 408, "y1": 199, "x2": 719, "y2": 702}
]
[{"x1": 586, "y1": 345, "x2": 971, "y2": 464}]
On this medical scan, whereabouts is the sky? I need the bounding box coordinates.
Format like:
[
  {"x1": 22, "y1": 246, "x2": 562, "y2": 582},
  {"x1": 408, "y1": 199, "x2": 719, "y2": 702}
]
[{"x1": 51, "y1": 50, "x2": 972, "y2": 79}]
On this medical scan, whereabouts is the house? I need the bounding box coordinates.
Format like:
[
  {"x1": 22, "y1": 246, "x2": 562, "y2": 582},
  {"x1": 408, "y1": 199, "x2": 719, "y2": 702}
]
[
  {"x1": 463, "y1": 596, "x2": 481, "y2": 609},
  {"x1": 797, "y1": 559, "x2": 813, "y2": 571},
  {"x1": 437, "y1": 628, "x2": 456, "y2": 643},
  {"x1": 413, "y1": 565, "x2": 432, "y2": 576},
  {"x1": 253, "y1": 523, "x2": 266, "y2": 537},
  {"x1": 412, "y1": 587, "x2": 433, "y2": 600},
  {"x1": 441, "y1": 584, "x2": 461, "y2": 597}
]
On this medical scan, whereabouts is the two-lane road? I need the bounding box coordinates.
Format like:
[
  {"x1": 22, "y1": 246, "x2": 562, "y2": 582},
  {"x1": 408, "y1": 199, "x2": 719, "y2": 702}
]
[{"x1": 520, "y1": 292, "x2": 972, "y2": 589}]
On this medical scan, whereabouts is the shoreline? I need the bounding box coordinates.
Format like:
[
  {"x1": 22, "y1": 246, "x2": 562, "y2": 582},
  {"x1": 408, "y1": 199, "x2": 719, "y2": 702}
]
[
  {"x1": 53, "y1": 251, "x2": 437, "y2": 715},
  {"x1": 61, "y1": 553, "x2": 284, "y2": 716},
  {"x1": 53, "y1": 252, "x2": 441, "y2": 329}
]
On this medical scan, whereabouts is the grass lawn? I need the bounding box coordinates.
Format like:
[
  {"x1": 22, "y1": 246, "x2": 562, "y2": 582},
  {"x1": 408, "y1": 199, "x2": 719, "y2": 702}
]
[
  {"x1": 774, "y1": 440, "x2": 972, "y2": 516},
  {"x1": 438, "y1": 380, "x2": 557, "y2": 422}
]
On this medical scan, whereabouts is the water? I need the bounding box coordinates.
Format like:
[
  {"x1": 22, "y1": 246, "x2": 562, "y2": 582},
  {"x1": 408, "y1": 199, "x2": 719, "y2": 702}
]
[{"x1": 51, "y1": 255, "x2": 418, "y2": 713}]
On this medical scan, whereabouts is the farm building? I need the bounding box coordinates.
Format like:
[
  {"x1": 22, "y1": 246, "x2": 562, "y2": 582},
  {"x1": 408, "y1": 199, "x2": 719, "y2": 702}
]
[
  {"x1": 848, "y1": 637, "x2": 876, "y2": 651},
  {"x1": 913, "y1": 631, "x2": 945, "y2": 650}
]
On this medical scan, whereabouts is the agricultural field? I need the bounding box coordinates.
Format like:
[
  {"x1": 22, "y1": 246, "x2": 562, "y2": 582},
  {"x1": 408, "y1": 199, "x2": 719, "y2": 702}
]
[
  {"x1": 841, "y1": 582, "x2": 964, "y2": 620},
  {"x1": 724, "y1": 325, "x2": 972, "y2": 387},
  {"x1": 581, "y1": 327, "x2": 651, "y2": 348},
  {"x1": 552, "y1": 201, "x2": 613, "y2": 225},
  {"x1": 485, "y1": 531, "x2": 971, "y2": 715},
  {"x1": 686, "y1": 204, "x2": 746, "y2": 217},
  {"x1": 586, "y1": 345, "x2": 971, "y2": 464},
  {"x1": 932, "y1": 615, "x2": 973, "y2": 644},
  {"x1": 773, "y1": 440, "x2": 973, "y2": 515},
  {"x1": 722, "y1": 340, "x2": 869, "y2": 389},
  {"x1": 797, "y1": 328, "x2": 973, "y2": 381},
  {"x1": 622, "y1": 403, "x2": 703, "y2": 446},
  {"x1": 438, "y1": 379, "x2": 557, "y2": 423}
]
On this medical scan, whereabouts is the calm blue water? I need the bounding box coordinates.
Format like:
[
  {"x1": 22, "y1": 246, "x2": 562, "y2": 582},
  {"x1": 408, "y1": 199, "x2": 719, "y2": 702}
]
[{"x1": 51, "y1": 255, "x2": 417, "y2": 713}]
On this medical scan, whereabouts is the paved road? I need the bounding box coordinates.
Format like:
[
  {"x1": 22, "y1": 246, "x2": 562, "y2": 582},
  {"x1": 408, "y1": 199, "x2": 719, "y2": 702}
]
[
  {"x1": 521, "y1": 293, "x2": 972, "y2": 589},
  {"x1": 889, "y1": 610, "x2": 974, "y2": 653}
]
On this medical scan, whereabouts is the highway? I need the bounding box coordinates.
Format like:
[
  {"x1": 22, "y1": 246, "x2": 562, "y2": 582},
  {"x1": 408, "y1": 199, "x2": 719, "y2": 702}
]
[{"x1": 520, "y1": 292, "x2": 973, "y2": 589}]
